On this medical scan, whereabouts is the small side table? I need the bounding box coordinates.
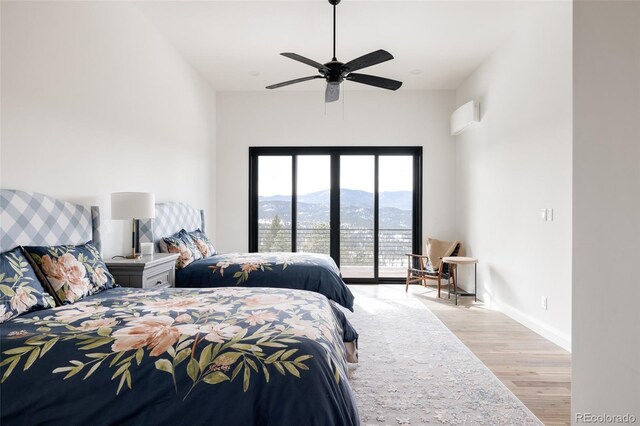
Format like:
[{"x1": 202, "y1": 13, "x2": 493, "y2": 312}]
[
  {"x1": 442, "y1": 256, "x2": 478, "y2": 305},
  {"x1": 105, "y1": 253, "x2": 179, "y2": 289}
]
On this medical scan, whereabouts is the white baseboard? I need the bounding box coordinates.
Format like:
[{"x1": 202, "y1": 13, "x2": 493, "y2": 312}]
[{"x1": 488, "y1": 297, "x2": 572, "y2": 352}]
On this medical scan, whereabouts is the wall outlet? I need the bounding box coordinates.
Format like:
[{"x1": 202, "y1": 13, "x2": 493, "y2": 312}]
[{"x1": 541, "y1": 296, "x2": 548, "y2": 310}]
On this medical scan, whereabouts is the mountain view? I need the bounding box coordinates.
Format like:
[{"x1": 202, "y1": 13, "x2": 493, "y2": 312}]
[
  {"x1": 258, "y1": 189, "x2": 412, "y2": 228},
  {"x1": 258, "y1": 189, "x2": 413, "y2": 271}
]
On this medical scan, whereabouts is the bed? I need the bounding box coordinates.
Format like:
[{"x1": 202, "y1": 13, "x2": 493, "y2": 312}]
[
  {"x1": 0, "y1": 190, "x2": 359, "y2": 425},
  {"x1": 139, "y1": 202, "x2": 355, "y2": 311}
]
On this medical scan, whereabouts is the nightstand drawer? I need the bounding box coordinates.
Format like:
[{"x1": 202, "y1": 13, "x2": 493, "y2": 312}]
[
  {"x1": 144, "y1": 269, "x2": 171, "y2": 289},
  {"x1": 105, "y1": 253, "x2": 178, "y2": 289}
]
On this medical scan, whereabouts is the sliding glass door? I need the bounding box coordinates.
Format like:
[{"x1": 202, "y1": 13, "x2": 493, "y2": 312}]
[
  {"x1": 378, "y1": 156, "x2": 414, "y2": 278},
  {"x1": 257, "y1": 156, "x2": 292, "y2": 252},
  {"x1": 340, "y1": 156, "x2": 375, "y2": 279},
  {"x1": 296, "y1": 155, "x2": 331, "y2": 255},
  {"x1": 249, "y1": 147, "x2": 422, "y2": 283}
]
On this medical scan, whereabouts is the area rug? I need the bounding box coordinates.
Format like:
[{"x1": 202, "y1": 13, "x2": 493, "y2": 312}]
[{"x1": 346, "y1": 285, "x2": 542, "y2": 425}]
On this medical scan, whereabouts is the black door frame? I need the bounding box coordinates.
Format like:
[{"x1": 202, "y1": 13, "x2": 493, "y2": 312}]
[{"x1": 249, "y1": 146, "x2": 422, "y2": 284}]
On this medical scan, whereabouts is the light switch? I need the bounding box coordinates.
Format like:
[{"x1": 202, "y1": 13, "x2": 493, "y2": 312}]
[
  {"x1": 541, "y1": 209, "x2": 547, "y2": 221},
  {"x1": 548, "y1": 208, "x2": 554, "y2": 221}
]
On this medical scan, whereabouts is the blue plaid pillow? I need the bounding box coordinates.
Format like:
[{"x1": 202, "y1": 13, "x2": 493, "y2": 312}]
[{"x1": 1, "y1": 247, "x2": 56, "y2": 323}]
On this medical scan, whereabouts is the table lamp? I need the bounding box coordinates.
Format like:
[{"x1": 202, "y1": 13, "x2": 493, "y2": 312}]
[{"x1": 111, "y1": 192, "x2": 155, "y2": 259}]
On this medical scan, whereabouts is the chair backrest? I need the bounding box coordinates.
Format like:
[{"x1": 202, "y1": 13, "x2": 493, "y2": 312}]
[{"x1": 440, "y1": 242, "x2": 462, "y2": 275}]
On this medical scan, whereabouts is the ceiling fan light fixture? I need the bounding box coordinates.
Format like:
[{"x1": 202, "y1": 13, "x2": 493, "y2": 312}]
[{"x1": 325, "y1": 82, "x2": 341, "y2": 103}]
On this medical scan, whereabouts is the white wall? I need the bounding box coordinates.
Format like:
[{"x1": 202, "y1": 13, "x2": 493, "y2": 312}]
[
  {"x1": 0, "y1": 1, "x2": 216, "y2": 257},
  {"x1": 454, "y1": 3, "x2": 572, "y2": 349},
  {"x1": 215, "y1": 90, "x2": 456, "y2": 253},
  {"x1": 573, "y1": 1, "x2": 640, "y2": 420}
]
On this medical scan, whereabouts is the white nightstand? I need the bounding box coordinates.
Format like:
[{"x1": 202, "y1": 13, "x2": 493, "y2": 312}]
[{"x1": 105, "y1": 253, "x2": 179, "y2": 289}]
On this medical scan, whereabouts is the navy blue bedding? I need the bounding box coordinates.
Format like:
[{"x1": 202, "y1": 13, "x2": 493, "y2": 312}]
[
  {"x1": 1, "y1": 287, "x2": 359, "y2": 425},
  {"x1": 330, "y1": 301, "x2": 358, "y2": 344},
  {"x1": 175, "y1": 252, "x2": 355, "y2": 311}
]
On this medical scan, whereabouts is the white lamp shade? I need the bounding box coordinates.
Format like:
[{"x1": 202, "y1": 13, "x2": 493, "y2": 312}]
[{"x1": 111, "y1": 192, "x2": 155, "y2": 220}]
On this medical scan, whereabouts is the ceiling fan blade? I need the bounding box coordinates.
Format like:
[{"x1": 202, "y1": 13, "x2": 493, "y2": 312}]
[
  {"x1": 325, "y1": 83, "x2": 340, "y2": 103},
  {"x1": 342, "y1": 49, "x2": 394, "y2": 73},
  {"x1": 346, "y1": 73, "x2": 403, "y2": 91},
  {"x1": 281, "y1": 53, "x2": 329, "y2": 72},
  {"x1": 266, "y1": 75, "x2": 323, "y2": 89}
]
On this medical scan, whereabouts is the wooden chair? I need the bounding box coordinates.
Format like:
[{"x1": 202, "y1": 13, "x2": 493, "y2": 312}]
[{"x1": 405, "y1": 242, "x2": 462, "y2": 297}]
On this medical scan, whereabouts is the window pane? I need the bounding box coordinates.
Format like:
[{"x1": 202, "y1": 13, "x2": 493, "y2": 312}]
[
  {"x1": 340, "y1": 155, "x2": 374, "y2": 278},
  {"x1": 258, "y1": 156, "x2": 291, "y2": 252},
  {"x1": 297, "y1": 155, "x2": 330, "y2": 255},
  {"x1": 379, "y1": 156, "x2": 413, "y2": 278}
]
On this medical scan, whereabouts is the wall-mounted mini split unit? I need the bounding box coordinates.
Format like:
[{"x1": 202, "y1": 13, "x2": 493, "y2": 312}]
[{"x1": 450, "y1": 100, "x2": 480, "y2": 136}]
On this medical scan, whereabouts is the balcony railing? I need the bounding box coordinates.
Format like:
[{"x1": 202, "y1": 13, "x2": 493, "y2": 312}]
[{"x1": 257, "y1": 227, "x2": 412, "y2": 267}]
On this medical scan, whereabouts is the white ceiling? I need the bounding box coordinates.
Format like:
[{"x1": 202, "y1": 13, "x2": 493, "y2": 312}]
[{"x1": 134, "y1": 1, "x2": 537, "y2": 91}]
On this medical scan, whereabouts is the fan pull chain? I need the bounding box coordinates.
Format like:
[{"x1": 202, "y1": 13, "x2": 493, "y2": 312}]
[{"x1": 342, "y1": 83, "x2": 345, "y2": 120}]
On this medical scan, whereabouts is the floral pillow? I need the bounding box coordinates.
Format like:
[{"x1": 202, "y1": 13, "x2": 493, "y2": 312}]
[
  {"x1": 187, "y1": 229, "x2": 217, "y2": 258},
  {"x1": 1, "y1": 247, "x2": 56, "y2": 323},
  {"x1": 162, "y1": 230, "x2": 202, "y2": 269},
  {"x1": 23, "y1": 242, "x2": 117, "y2": 305}
]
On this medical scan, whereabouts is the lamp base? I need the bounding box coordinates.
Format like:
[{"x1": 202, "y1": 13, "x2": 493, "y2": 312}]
[{"x1": 126, "y1": 220, "x2": 141, "y2": 260}]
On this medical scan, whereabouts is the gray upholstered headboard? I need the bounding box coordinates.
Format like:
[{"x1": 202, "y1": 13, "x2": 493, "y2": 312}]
[
  {"x1": 139, "y1": 202, "x2": 205, "y2": 252},
  {"x1": 0, "y1": 189, "x2": 101, "y2": 253}
]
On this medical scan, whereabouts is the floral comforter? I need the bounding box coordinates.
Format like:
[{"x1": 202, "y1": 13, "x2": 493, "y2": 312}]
[
  {"x1": 0, "y1": 287, "x2": 359, "y2": 425},
  {"x1": 175, "y1": 252, "x2": 355, "y2": 311}
]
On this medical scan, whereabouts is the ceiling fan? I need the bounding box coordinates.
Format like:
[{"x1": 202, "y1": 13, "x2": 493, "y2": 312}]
[{"x1": 266, "y1": 0, "x2": 403, "y2": 103}]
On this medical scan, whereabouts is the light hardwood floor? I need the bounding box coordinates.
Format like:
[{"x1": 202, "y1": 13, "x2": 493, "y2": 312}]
[{"x1": 404, "y1": 284, "x2": 571, "y2": 426}]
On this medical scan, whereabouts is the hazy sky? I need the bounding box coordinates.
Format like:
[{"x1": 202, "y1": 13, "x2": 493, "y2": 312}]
[{"x1": 258, "y1": 155, "x2": 413, "y2": 196}]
